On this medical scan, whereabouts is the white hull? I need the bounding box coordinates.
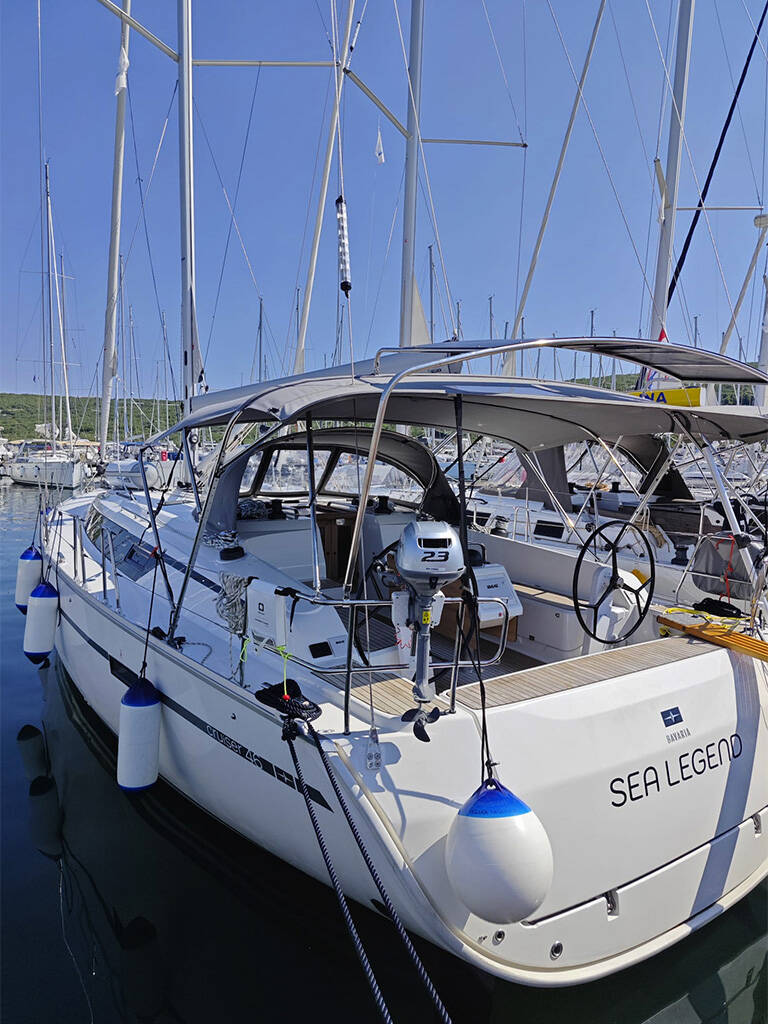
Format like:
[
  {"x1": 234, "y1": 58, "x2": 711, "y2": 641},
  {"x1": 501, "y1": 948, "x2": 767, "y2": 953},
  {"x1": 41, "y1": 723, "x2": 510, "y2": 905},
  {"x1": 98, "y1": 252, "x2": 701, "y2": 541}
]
[
  {"x1": 47, "y1": 499, "x2": 768, "y2": 985},
  {"x1": 9, "y1": 456, "x2": 87, "y2": 489},
  {"x1": 103, "y1": 457, "x2": 176, "y2": 491}
]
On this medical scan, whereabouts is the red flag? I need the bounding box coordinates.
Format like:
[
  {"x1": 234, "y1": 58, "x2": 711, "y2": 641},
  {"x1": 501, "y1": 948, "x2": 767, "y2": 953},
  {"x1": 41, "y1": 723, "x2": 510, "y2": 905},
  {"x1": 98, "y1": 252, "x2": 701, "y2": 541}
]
[{"x1": 658, "y1": 327, "x2": 668, "y2": 342}]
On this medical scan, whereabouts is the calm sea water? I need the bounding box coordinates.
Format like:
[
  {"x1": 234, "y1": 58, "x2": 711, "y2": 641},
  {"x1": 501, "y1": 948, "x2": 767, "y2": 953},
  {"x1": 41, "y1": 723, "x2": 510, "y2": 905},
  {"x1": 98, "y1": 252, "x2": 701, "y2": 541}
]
[{"x1": 1, "y1": 484, "x2": 766, "y2": 1024}]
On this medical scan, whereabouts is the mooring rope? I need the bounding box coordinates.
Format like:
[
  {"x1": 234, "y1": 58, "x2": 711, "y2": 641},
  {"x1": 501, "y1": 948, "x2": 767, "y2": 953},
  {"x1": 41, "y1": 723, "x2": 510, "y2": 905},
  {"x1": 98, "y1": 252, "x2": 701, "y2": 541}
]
[
  {"x1": 281, "y1": 721, "x2": 394, "y2": 1023},
  {"x1": 304, "y1": 721, "x2": 453, "y2": 1024}
]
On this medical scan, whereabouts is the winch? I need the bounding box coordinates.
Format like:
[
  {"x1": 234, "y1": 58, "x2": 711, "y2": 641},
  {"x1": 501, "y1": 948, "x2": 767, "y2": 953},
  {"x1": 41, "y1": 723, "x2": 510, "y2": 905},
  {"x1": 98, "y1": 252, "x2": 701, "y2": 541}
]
[{"x1": 393, "y1": 521, "x2": 464, "y2": 703}]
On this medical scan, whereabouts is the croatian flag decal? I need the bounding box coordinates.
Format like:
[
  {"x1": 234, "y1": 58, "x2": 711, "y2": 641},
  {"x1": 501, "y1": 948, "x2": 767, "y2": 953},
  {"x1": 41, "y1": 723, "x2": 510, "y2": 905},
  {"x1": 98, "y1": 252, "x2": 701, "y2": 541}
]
[{"x1": 661, "y1": 707, "x2": 683, "y2": 727}]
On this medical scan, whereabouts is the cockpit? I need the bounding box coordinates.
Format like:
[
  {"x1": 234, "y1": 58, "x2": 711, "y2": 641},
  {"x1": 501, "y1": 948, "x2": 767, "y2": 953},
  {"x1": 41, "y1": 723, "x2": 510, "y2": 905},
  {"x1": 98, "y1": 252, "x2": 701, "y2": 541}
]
[{"x1": 209, "y1": 427, "x2": 460, "y2": 590}]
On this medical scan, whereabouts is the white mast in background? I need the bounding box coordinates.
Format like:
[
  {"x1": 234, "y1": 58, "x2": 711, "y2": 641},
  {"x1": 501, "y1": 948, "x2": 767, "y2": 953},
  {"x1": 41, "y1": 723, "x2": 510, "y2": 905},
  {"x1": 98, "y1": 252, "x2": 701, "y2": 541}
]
[
  {"x1": 99, "y1": 0, "x2": 131, "y2": 458},
  {"x1": 755, "y1": 272, "x2": 768, "y2": 409},
  {"x1": 649, "y1": 0, "x2": 695, "y2": 343},
  {"x1": 398, "y1": 0, "x2": 425, "y2": 347},
  {"x1": 178, "y1": 0, "x2": 200, "y2": 430}
]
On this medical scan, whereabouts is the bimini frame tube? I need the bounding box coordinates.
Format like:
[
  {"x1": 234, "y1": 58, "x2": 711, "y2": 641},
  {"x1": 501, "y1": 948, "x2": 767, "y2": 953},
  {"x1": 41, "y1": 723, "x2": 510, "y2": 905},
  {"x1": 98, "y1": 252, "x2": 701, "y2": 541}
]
[
  {"x1": 138, "y1": 446, "x2": 176, "y2": 609},
  {"x1": 168, "y1": 411, "x2": 284, "y2": 640},
  {"x1": 345, "y1": 338, "x2": 629, "y2": 593},
  {"x1": 181, "y1": 428, "x2": 201, "y2": 514},
  {"x1": 701, "y1": 442, "x2": 761, "y2": 589},
  {"x1": 305, "y1": 414, "x2": 322, "y2": 593},
  {"x1": 670, "y1": 416, "x2": 766, "y2": 618},
  {"x1": 345, "y1": 335, "x2": 767, "y2": 590}
]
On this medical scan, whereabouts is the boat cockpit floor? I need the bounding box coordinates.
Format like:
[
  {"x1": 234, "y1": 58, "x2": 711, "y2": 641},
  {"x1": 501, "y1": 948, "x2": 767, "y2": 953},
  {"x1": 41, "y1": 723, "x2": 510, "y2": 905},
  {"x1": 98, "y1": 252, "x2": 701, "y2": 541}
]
[{"x1": 322, "y1": 635, "x2": 710, "y2": 718}]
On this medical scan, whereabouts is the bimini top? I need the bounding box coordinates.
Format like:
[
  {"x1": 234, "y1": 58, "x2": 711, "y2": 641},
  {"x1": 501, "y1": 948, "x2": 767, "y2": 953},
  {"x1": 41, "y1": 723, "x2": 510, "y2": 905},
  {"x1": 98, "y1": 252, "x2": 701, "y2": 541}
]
[
  {"x1": 405, "y1": 337, "x2": 768, "y2": 384},
  {"x1": 149, "y1": 340, "x2": 768, "y2": 451}
]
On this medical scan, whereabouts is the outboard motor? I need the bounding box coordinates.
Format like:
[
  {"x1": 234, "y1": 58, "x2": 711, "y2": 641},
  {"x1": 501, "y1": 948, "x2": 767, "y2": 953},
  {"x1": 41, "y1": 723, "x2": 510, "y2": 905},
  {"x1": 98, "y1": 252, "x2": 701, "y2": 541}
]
[{"x1": 394, "y1": 521, "x2": 464, "y2": 704}]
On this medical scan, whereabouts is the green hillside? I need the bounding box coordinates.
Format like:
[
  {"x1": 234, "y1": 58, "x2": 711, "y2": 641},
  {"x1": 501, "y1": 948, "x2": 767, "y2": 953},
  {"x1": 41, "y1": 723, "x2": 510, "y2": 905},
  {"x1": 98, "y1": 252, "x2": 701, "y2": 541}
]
[
  {"x1": 0, "y1": 393, "x2": 180, "y2": 442},
  {"x1": 1, "y1": 374, "x2": 752, "y2": 442}
]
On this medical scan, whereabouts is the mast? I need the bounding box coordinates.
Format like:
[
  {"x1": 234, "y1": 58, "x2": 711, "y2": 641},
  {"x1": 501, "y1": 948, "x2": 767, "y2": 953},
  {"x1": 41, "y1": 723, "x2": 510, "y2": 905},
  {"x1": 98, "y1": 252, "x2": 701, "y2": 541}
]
[
  {"x1": 54, "y1": 248, "x2": 74, "y2": 449},
  {"x1": 398, "y1": 0, "x2": 425, "y2": 347},
  {"x1": 178, "y1": 0, "x2": 199, "y2": 427},
  {"x1": 257, "y1": 296, "x2": 263, "y2": 382},
  {"x1": 120, "y1": 255, "x2": 128, "y2": 440},
  {"x1": 428, "y1": 243, "x2": 434, "y2": 342},
  {"x1": 99, "y1": 0, "x2": 131, "y2": 458},
  {"x1": 128, "y1": 303, "x2": 136, "y2": 439},
  {"x1": 161, "y1": 307, "x2": 171, "y2": 428},
  {"x1": 718, "y1": 214, "x2": 768, "y2": 355},
  {"x1": 44, "y1": 162, "x2": 56, "y2": 455},
  {"x1": 756, "y1": 273, "x2": 768, "y2": 409},
  {"x1": 36, "y1": 0, "x2": 48, "y2": 446},
  {"x1": 161, "y1": 310, "x2": 170, "y2": 431},
  {"x1": 649, "y1": 0, "x2": 695, "y2": 343}
]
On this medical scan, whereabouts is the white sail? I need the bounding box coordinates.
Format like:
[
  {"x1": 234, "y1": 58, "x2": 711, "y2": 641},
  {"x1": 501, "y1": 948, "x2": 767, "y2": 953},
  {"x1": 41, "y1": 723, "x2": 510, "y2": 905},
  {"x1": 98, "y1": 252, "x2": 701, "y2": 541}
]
[{"x1": 410, "y1": 275, "x2": 431, "y2": 349}]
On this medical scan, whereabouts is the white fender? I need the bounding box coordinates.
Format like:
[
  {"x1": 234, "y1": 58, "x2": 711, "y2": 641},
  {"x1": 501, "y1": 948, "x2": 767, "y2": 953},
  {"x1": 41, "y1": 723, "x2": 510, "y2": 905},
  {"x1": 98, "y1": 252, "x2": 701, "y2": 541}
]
[
  {"x1": 117, "y1": 681, "x2": 162, "y2": 791},
  {"x1": 445, "y1": 778, "x2": 554, "y2": 924},
  {"x1": 23, "y1": 580, "x2": 59, "y2": 664},
  {"x1": 15, "y1": 546, "x2": 42, "y2": 614}
]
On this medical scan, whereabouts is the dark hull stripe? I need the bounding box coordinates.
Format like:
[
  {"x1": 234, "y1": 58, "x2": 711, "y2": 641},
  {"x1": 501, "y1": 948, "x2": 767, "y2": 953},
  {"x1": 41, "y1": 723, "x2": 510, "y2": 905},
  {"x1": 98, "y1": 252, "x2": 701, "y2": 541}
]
[{"x1": 59, "y1": 607, "x2": 332, "y2": 812}]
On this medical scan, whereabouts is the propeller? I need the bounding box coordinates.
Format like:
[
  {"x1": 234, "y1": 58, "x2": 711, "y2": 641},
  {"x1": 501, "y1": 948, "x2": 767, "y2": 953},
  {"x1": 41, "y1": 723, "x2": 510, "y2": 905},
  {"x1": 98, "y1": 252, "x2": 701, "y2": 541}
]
[{"x1": 401, "y1": 705, "x2": 441, "y2": 742}]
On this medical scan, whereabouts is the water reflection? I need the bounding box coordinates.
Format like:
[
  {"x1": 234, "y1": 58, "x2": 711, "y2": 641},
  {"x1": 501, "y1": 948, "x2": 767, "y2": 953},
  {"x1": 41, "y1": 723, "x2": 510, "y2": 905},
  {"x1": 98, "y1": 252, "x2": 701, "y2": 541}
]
[{"x1": 9, "y1": 660, "x2": 764, "y2": 1023}]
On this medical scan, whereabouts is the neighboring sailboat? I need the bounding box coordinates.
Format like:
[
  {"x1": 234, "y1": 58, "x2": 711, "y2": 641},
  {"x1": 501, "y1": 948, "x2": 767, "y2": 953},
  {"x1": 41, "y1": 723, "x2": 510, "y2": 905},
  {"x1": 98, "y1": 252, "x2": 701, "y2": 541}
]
[{"x1": 7, "y1": 163, "x2": 88, "y2": 490}]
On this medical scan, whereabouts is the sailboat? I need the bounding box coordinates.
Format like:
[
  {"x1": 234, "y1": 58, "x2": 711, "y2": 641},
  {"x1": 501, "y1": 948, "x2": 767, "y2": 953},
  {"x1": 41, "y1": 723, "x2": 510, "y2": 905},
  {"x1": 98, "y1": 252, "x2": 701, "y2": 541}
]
[
  {"x1": 8, "y1": 83, "x2": 89, "y2": 491},
  {"x1": 15, "y1": 0, "x2": 768, "y2": 994}
]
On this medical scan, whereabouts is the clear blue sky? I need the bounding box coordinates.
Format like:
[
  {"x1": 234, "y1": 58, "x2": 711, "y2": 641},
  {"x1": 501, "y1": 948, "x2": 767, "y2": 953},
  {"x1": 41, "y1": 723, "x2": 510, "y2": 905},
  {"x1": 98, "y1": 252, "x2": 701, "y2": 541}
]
[{"x1": 2, "y1": 0, "x2": 767, "y2": 401}]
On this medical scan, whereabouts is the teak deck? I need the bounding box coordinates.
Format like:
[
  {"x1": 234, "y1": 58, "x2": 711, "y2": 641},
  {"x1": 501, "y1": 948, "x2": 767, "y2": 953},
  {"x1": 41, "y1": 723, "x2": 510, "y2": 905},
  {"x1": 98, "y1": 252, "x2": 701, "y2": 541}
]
[{"x1": 324, "y1": 636, "x2": 711, "y2": 717}]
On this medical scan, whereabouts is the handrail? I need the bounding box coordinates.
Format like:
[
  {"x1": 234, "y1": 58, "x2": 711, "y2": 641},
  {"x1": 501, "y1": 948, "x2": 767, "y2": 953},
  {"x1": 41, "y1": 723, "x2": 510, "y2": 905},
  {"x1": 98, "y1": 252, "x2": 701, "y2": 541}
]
[
  {"x1": 100, "y1": 528, "x2": 108, "y2": 600},
  {"x1": 77, "y1": 518, "x2": 86, "y2": 583},
  {"x1": 262, "y1": 591, "x2": 510, "y2": 682},
  {"x1": 137, "y1": 446, "x2": 176, "y2": 610},
  {"x1": 72, "y1": 516, "x2": 79, "y2": 581},
  {"x1": 104, "y1": 529, "x2": 121, "y2": 613},
  {"x1": 167, "y1": 411, "x2": 285, "y2": 640},
  {"x1": 181, "y1": 429, "x2": 202, "y2": 514}
]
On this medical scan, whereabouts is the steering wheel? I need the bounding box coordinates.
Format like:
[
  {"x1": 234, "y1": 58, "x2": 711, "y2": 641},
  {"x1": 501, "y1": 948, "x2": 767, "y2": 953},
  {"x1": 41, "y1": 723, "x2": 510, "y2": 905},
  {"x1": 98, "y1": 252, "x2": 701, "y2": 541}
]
[{"x1": 572, "y1": 519, "x2": 656, "y2": 644}]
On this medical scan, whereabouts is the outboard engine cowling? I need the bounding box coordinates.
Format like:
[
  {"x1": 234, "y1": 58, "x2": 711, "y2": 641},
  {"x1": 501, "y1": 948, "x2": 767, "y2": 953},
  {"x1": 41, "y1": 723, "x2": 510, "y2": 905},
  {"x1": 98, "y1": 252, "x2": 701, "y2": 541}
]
[{"x1": 394, "y1": 521, "x2": 464, "y2": 703}]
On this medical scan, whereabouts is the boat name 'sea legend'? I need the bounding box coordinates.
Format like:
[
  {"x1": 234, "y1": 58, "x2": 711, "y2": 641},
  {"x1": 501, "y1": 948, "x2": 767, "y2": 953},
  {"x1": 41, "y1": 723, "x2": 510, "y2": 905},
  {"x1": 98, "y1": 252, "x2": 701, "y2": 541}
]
[{"x1": 609, "y1": 734, "x2": 743, "y2": 807}]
